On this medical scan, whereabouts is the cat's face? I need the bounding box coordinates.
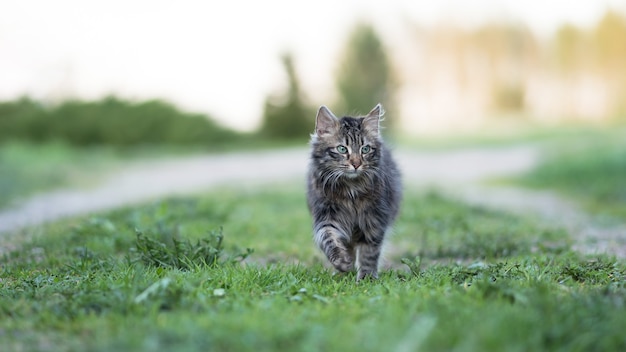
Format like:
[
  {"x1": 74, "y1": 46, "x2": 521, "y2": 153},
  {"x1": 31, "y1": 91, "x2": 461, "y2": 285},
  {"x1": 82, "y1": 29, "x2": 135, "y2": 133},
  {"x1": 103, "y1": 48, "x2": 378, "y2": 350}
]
[{"x1": 311, "y1": 105, "x2": 383, "y2": 179}]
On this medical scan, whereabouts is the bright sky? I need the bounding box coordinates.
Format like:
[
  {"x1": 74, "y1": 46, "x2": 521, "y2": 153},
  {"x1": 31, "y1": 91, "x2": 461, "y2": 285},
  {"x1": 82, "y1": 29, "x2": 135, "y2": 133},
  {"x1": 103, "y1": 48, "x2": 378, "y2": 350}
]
[{"x1": 1, "y1": 0, "x2": 624, "y2": 131}]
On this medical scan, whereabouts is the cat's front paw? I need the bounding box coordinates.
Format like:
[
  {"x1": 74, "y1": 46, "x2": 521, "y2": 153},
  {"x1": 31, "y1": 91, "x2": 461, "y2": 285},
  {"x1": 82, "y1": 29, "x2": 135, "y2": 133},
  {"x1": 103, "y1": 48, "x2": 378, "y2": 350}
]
[
  {"x1": 356, "y1": 269, "x2": 379, "y2": 282},
  {"x1": 325, "y1": 245, "x2": 354, "y2": 272},
  {"x1": 330, "y1": 254, "x2": 354, "y2": 272}
]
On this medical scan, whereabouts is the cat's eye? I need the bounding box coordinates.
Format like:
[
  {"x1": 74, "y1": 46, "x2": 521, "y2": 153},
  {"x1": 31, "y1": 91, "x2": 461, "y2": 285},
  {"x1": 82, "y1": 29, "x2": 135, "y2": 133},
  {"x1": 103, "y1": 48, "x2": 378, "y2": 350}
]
[
  {"x1": 361, "y1": 145, "x2": 371, "y2": 154},
  {"x1": 336, "y1": 145, "x2": 348, "y2": 154}
]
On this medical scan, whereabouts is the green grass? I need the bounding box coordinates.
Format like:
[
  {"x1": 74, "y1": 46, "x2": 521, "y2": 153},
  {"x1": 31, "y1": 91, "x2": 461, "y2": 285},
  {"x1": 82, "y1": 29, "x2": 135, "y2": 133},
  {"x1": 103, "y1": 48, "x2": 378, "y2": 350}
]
[
  {"x1": 514, "y1": 128, "x2": 626, "y2": 220},
  {"x1": 2, "y1": 185, "x2": 625, "y2": 351},
  {"x1": 0, "y1": 141, "x2": 127, "y2": 208}
]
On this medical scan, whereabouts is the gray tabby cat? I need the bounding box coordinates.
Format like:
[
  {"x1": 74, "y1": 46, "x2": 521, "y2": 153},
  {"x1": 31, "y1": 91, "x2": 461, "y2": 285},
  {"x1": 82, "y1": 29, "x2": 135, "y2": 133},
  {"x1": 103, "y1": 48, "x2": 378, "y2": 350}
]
[{"x1": 306, "y1": 104, "x2": 402, "y2": 281}]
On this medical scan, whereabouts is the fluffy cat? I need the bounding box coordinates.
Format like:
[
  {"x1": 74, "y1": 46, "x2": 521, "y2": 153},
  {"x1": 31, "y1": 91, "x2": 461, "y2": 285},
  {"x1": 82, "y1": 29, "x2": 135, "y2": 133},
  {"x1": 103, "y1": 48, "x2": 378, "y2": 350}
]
[{"x1": 306, "y1": 104, "x2": 402, "y2": 281}]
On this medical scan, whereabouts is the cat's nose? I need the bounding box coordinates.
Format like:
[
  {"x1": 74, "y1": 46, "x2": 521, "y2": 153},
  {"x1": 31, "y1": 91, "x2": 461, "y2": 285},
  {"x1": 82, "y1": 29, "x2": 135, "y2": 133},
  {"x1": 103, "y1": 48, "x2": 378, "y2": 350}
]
[{"x1": 351, "y1": 160, "x2": 362, "y2": 169}]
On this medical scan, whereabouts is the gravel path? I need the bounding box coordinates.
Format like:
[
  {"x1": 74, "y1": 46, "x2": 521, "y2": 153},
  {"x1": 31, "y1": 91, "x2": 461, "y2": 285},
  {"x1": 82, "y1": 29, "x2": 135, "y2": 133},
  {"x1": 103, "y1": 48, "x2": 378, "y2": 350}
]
[{"x1": 1, "y1": 145, "x2": 624, "y2": 257}]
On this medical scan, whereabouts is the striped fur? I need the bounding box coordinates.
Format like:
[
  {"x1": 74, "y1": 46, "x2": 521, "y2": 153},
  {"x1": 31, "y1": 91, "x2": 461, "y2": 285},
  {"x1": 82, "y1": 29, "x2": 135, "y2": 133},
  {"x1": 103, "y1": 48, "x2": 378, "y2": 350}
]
[{"x1": 306, "y1": 104, "x2": 402, "y2": 281}]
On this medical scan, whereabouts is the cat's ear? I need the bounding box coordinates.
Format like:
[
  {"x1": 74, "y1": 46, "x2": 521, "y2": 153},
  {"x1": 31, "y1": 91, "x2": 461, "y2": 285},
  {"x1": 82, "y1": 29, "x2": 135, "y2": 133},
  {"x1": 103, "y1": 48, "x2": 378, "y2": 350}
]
[
  {"x1": 315, "y1": 105, "x2": 339, "y2": 137},
  {"x1": 363, "y1": 103, "x2": 384, "y2": 135}
]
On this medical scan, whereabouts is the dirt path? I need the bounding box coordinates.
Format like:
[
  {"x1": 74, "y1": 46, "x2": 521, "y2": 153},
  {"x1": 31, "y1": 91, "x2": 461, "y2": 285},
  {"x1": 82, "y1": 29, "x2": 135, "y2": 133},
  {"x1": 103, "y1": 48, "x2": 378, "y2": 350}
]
[{"x1": 1, "y1": 145, "x2": 624, "y2": 257}]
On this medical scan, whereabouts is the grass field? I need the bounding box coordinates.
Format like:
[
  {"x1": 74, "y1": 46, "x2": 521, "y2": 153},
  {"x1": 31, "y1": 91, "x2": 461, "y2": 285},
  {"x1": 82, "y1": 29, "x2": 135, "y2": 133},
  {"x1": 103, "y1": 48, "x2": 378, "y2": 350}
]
[
  {"x1": 2, "y1": 185, "x2": 625, "y2": 351},
  {"x1": 0, "y1": 142, "x2": 127, "y2": 209},
  {"x1": 514, "y1": 125, "x2": 626, "y2": 220}
]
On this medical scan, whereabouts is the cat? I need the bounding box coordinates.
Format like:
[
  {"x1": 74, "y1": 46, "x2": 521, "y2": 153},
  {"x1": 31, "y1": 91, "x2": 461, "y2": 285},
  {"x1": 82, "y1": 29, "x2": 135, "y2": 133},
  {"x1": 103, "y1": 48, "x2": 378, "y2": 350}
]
[{"x1": 306, "y1": 104, "x2": 402, "y2": 281}]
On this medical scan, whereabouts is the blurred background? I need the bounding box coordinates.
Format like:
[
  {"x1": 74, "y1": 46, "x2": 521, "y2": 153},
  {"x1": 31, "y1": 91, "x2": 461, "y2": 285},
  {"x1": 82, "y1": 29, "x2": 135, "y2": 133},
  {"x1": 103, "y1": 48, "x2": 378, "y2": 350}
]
[
  {"x1": 1, "y1": 1, "x2": 625, "y2": 220},
  {"x1": 2, "y1": 0, "x2": 626, "y2": 139}
]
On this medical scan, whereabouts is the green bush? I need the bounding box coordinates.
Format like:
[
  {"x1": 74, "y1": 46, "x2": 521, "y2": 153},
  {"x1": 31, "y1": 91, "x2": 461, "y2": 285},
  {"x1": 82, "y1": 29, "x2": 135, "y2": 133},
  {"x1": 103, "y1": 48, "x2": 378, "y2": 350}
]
[{"x1": 0, "y1": 96, "x2": 241, "y2": 147}]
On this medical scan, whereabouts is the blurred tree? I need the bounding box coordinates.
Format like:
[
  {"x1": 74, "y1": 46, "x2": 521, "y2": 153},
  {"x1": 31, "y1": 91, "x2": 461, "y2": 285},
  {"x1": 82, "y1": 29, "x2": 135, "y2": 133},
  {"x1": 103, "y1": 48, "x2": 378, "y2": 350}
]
[
  {"x1": 593, "y1": 10, "x2": 626, "y2": 74},
  {"x1": 472, "y1": 23, "x2": 537, "y2": 114},
  {"x1": 593, "y1": 10, "x2": 626, "y2": 117},
  {"x1": 260, "y1": 53, "x2": 314, "y2": 140},
  {"x1": 335, "y1": 23, "x2": 397, "y2": 129},
  {"x1": 554, "y1": 23, "x2": 586, "y2": 73}
]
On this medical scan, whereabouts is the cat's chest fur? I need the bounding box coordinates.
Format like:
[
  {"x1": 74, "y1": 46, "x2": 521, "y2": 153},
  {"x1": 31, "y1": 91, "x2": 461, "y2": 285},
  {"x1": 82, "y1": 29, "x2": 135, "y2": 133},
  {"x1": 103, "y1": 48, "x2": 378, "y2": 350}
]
[
  {"x1": 317, "y1": 175, "x2": 376, "y2": 201},
  {"x1": 310, "y1": 178, "x2": 375, "y2": 214}
]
